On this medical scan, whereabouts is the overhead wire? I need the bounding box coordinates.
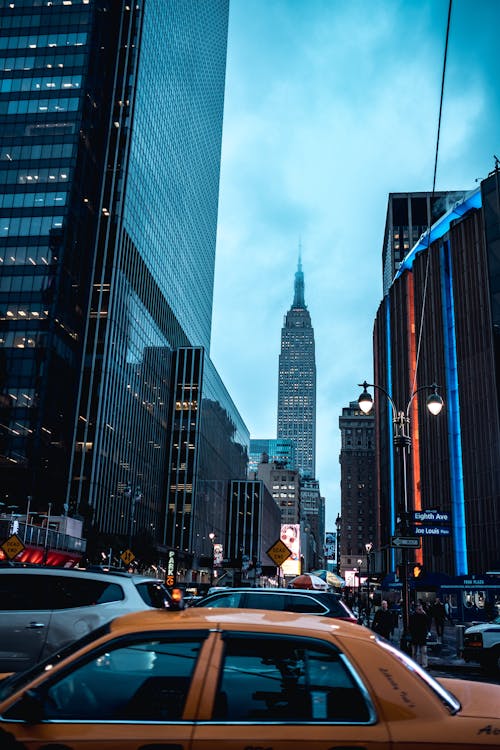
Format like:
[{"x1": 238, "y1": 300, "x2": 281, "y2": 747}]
[{"x1": 411, "y1": 0, "x2": 453, "y2": 395}]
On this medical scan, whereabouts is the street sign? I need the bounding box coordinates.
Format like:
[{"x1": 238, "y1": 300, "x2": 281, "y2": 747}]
[
  {"x1": 266, "y1": 539, "x2": 292, "y2": 567},
  {"x1": 121, "y1": 548, "x2": 135, "y2": 565},
  {"x1": 414, "y1": 526, "x2": 451, "y2": 536},
  {"x1": 391, "y1": 536, "x2": 421, "y2": 548},
  {"x1": 413, "y1": 510, "x2": 450, "y2": 523},
  {"x1": 1, "y1": 534, "x2": 25, "y2": 560}
]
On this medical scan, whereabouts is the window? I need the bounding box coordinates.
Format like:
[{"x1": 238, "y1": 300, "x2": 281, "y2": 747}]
[
  {"x1": 0, "y1": 574, "x2": 48, "y2": 610},
  {"x1": 204, "y1": 591, "x2": 243, "y2": 607},
  {"x1": 213, "y1": 634, "x2": 372, "y2": 723},
  {"x1": 49, "y1": 576, "x2": 124, "y2": 609},
  {"x1": 6, "y1": 635, "x2": 204, "y2": 722},
  {"x1": 135, "y1": 581, "x2": 172, "y2": 609}
]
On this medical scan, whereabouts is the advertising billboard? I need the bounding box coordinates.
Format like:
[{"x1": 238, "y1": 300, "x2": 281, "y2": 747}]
[
  {"x1": 324, "y1": 531, "x2": 336, "y2": 560},
  {"x1": 280, "y1": 523, "x2": 301, "y2": 576}
]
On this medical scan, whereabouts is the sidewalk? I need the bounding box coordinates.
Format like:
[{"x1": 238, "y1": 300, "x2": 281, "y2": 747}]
[{"x1": 392, "y1": 621, "x2": 473, "y2": 671}]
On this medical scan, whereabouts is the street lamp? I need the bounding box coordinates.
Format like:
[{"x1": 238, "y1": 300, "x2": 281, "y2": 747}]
[
  {"x1": 358, "y1": 380, "x2": 443, "y2": 651},
  {"x1": 365, "y1": 541, "x2": 373, "y2": 622},
  {"x1": 208, "y1": 532, "x2": 215, "y2": 587}
]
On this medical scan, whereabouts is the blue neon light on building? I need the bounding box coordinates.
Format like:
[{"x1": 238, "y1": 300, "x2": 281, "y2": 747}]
[
  {"x1": 385, "y1": 295, "x2": 396, "y2": 572},
  {"x1": 439, "y1": 240, "x2": 468, "y2": 576}
]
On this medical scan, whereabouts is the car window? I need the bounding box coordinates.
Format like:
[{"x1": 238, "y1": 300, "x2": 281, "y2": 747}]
[
  {"x1": 49, "y1": 576, "x2": 124, "y2": 609},
  {"x1": 0, "y1": 623, "x2": 112, "y2": 702},
  {"x1": 245, "y1": 592, "x2": 287, "y2": 611},
  {"x1": 0, "y1": 573, "x2": 48, "y2": 610},
  {"x1": 318, "y1": 595, "x2": 353, "y2": 617},
  {"x1": 285, "y1": 594, "x2": 326, "y2": 614},
  {"x1": 203, "y1": 591, "x2": 243, "y2": 607},
  {"x1": 213, "y1": 634, "x2": 373, "y2": 723},
  {"x1": 135, "y1": 581, "x2": 172, "y2": 608},
  {"x1": 5, "y1": 634, "x2": 206, "y2": 722}
]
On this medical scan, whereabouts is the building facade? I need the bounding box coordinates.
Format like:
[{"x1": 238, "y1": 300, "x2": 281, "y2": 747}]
[
  {"x1": 248, "y1": 437, "x2": 295, "y2": 475},
  {"x1": 277, "y1": 257, "x2": 316, "y2": 477},
  {"x1": 254, "y1": 457, "x2": 301, "y2": 527},
  {"x1": 300, "y1": 475, "x2": 325, "y2": 571},
  {"x1": 226, "y1": 478, "x2": 281, "y2": 579},
  {"x1": 0, "y1": 0, "x2": 240, "y2": 564},
  {"x1": 382, "y1": 190, "x2": 467, "y2": 297},
  {"x1": 373, "y1": 169, "x2": 500, "y2": 577},
  {"x1": 338, "y1": 401, "x2": 376, "y2": 573}
]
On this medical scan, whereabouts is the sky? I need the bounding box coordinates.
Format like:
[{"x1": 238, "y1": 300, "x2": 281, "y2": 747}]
[{"x1": 210, "y1": 0, "x2": 500, "y2": 533}]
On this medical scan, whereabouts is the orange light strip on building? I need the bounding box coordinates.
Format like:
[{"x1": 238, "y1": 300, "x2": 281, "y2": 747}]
[{"x1": 407, "y1": 274, "x2": 423, "y2": 565}]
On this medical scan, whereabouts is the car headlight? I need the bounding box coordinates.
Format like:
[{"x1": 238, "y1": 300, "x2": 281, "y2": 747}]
[{"x1": 464, "y1": 633, "x2": 483, "y2": 648}]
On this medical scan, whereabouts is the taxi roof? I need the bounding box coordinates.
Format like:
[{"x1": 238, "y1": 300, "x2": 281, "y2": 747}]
[{"x1": 107, "y1": 606, "x2": 374, "y2": 643}]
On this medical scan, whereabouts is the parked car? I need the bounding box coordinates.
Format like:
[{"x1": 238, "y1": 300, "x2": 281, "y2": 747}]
[
  {"x1": 0, "y1": 607, "x2": 498, "y2": 749},
  {"x1": 461, "y1": 615, "x2": 500, "y2": 674},
  {"x1": 0, "y1": 564, "x2": 181, "y2": 672},
  {"x1": 193, "y1": 586, "x2": 357, "y2": 621}
]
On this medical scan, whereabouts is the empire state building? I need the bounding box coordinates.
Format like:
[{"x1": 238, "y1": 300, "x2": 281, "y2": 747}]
[{"x1": 277, "y1": 258, "x2": 316, "y2": 476}]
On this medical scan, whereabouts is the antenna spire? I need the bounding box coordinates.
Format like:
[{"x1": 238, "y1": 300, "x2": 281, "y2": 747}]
[{"x1": 293, "y1": 242, "x2": 306, "y2": 308}]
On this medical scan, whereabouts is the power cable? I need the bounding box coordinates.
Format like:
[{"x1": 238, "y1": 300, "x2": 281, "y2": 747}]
[{"x1": 412, "y1": 0, "x2": 453, "y2": 395}]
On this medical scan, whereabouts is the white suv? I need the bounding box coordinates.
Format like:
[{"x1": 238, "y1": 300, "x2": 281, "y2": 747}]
[
  {"x1": 0, "y1": 565, "x2": 179, "y2": 672},
  {"x1": 462, "y1": 616, "x2": 500, "y2": 675}
]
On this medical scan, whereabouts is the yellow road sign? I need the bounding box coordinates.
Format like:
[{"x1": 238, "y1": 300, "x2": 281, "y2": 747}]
[
  {"x1": 121, "y1": 549, "x2": 135, "y2": 565},
  {"x1": 266, "y1": 539, "x2": 292, "y2": 567},
  {"x1": 1, "y1": 534, "x2": 25, "y2": 560}
]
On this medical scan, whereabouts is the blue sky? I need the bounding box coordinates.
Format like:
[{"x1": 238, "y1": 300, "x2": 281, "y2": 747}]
[{"x1": 210, "y1": 0, "x2": 500, "y2": 532}]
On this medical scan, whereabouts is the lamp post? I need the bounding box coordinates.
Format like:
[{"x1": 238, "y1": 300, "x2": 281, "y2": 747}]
[
  {"x1": 208, "y1": 532, "x2": 215, "y2": 587},
  {"x1": 358, "y1": 380, "x2": 443, "y2": 651},
  {"x1": 365, "y1": 541, "x2": 373, "y2": 623}
]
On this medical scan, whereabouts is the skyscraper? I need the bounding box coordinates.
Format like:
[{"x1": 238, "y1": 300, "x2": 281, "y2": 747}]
[
  {"x1": 247, "y1": 437, "x2": 295, "y2": 475},
  {"x1": 0, "y1": 0, "x2": 234, "y2": 557},
  {"x1": 277, "y1": 256, "x2": 316, "y2": 476},
  {"x1": 374, "y1": 171, "x2": 500, "y2": 577},
  {"x1": 338, "y1": 401, "x2": 376, "y2": 569}
]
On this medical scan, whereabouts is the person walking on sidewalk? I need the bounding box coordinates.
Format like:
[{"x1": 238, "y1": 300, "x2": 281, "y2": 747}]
[
  {"x1": 409, "y1": 602, "x2": 430, "y2": 668},
  {"x1": 371, "y1": 600, "x2": 395, "y2": 640},
  {"x1": 430, "y1": 597, "x2": 446, "y2": 642}
]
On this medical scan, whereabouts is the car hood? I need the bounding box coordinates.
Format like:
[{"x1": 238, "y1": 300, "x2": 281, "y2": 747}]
[
  {"x1": 439, "y1": 678, "x2": 500, "y2": 718},
  {"x1": 464, "y1": 621, "x2": 500, "y2": 634}
]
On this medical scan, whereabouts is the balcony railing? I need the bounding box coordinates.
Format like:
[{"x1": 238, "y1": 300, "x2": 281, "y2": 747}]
[{"x1": 0, "y1": 518, "x2": 87, "y2": 554}]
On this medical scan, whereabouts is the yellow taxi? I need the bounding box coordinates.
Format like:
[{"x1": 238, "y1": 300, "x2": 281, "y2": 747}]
[{"x1": 0, "y1": 607, "x2": 499, "y2": 749}]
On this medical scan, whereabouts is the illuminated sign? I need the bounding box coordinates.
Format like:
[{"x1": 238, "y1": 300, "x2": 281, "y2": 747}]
[
  {"x1": 213, "y1": 543, "x2": 223, "y2": 566},
  {"x1": 280, "y1": 523, "x2": 301, "y2": 576},
  {"x1": 166, "y1": 549, "x2": 177, "y2": 588},
  {"x1": 324, "y1": 531, "x2": 335, "y2": 560}
]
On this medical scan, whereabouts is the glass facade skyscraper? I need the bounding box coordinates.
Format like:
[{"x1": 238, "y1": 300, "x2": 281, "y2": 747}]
[
  {"x1": 277, "y1": 257, "x2": 316, "y2": 476},
  {"x1": 248, "y1": 437, "x2": 295, "y2": 475},
  {"x1": 0, "y1": 0, "x2": 235, "y2": 561}
]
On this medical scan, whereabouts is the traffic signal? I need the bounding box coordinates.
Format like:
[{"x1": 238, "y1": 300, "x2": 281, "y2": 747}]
[{"x1": 412, "y1": 563, "x2": 424, "y2": 579}]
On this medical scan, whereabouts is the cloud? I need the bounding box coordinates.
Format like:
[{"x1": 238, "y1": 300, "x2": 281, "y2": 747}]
[{"x1": 212, "y1": 0, "x2": 500, "y2": 528}]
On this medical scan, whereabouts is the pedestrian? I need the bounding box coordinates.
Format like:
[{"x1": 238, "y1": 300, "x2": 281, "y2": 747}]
[
  {"x1": 444, "y1": 597, "x2": 453, "y2": 625},
  {"x1": 371, "y1": 599, "x2": 395, "y2": 640},
  {"x1": 430, "y1": 597, "x2": 446, "y2": 642},
  {"x1": 409, "y1": 602, "x2": 430, "y2": 668}
]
